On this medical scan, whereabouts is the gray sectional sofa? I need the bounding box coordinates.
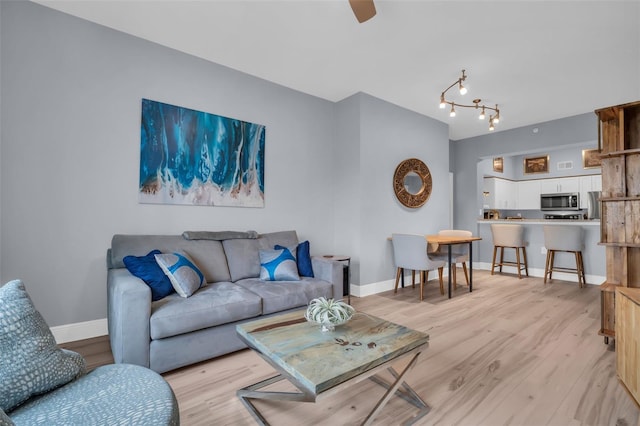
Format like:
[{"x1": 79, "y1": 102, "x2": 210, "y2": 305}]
[{"x1": 107, "y1": 230, "x2": 343, "y2": 373}]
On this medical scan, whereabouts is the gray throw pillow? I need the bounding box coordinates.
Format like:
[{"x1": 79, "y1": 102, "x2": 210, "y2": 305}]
[
  {"x1": 155, "y1": 252, "x2": 205, "y2": 297},
  {"x1": 0, "y1": 280, "x2": 85, "y2": 412},
  {"x1": 259, "y1": 248, "x2": 300, "y2": 281}
]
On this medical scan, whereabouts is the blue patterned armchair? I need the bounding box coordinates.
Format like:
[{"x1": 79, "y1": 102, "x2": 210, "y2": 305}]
[{"x1": 0, "y1": 280, "x2": 179, "y2": 425}]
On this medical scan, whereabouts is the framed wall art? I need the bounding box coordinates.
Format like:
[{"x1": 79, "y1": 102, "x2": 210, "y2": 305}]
[
  {"x1": 582, "y1": 148, "x2": 602, "y2": 169},
  {"x1": 493, "y1": 157, "x2": 504, "y2": 173},
  {"x1": 139, "y1": 99, "x2": 265, "y2": 207},
  {"x1": 523, "y1": 155, "x2": 549, "y2": 174}
]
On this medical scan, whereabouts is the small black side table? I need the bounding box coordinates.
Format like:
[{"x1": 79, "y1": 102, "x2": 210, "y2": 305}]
[{"x1": 322, "y1": 255, "x2": 351, "y2": 304}]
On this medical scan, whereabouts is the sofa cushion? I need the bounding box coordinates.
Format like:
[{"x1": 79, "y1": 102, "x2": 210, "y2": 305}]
[
  {"x1": 0, "y1": 280, "x2": 85, "y2": 412},
  {"x1": 259, "y1": 248, "x2": 300, "y2": 281},
  {"x1": 110, "y1": 235, "x2": 231, "y2": 283},
  {"x1": 223, "y1": 230, "x2": 300, "y2": 282},
  {"x1": 149, "y1": 282, "x2": 263, "y2": 340},
  {"x1": 222, "y1": 238, "x2": 260, "y2": 282},
  {"x1": 123, "y1": 250, "x2": 175, "y2": 301},
  {"x1": 257, "y1": 230, "x2": 299, "y2": 251},
  {"x1": 235, "y1": 277, "x2": 333, "y2": 315}
]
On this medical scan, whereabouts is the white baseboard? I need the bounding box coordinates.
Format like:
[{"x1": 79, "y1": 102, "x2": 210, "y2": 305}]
[
  {"x1": 352, "y1": 264, "x2": 605, "y2": 298},
  {"x1": 350, "y1": 269, "x2": 452, "y2": 298},
  {"x1": 474, "y1": 262, "x2": 605, "y2": 285},
  {"x1": 51, "y1": 318, "x2": 108, "y2": 344}
]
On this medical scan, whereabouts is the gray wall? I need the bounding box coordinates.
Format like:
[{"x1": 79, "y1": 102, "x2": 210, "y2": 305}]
[
  {"x1": 1, "y1": 2, "x2": 339, "y2": 326},
  {"x1": 334, "y1": 93, "x2": 449, "y2": 286},
  {"x1": 0, "y1": 2, "x2": 450, "y2": 327}
]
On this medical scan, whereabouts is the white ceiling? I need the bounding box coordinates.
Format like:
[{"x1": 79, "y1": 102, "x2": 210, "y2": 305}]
[{"x1": 33, "y1": 0, "x2": 640, "y2": 140}]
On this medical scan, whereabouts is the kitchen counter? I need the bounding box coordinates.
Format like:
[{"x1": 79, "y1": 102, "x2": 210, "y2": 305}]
[{"x1": 475, "y1": 219, "x2": 604, "y2": 284}]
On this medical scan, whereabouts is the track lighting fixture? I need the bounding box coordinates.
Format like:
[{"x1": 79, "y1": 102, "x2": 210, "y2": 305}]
[{"x1": 439, "y1": 69, "x2": 501, "y2": 132}]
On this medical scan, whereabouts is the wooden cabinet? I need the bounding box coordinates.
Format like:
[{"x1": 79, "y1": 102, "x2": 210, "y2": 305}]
[
  {"x1": 615, "y1": 287, "x2": 640, "y2": 407},
  {"x1": 595, "y1": 100, "x2": 640, "y2": 343}
]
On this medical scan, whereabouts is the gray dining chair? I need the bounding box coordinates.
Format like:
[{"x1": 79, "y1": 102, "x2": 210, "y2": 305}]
[
  {"x1": 431, "y1": 229, "x2": 472, "y2": 290},
  {"x1": 543, "y1": 225, "x2": 586, "y2": 287},
  {"x1": 391, "y1": 233, "x2": 446, "y2": 300}
]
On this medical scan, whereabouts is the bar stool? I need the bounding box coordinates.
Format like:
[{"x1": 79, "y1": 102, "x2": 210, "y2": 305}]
[
  {"x1": 490, "y1": 224, "x2": 528, "y2": 279},
  {"x1": 543, "y1": 225, "x2": 586, "y2": 287}
]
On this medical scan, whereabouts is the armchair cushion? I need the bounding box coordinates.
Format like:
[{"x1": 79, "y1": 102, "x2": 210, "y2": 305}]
[
  {"x1": 0, "y1": 280, "x2": 85, "y2": 412},
  {"x1": 8, "y1": 364, "x2": 179, "y2": 425}
]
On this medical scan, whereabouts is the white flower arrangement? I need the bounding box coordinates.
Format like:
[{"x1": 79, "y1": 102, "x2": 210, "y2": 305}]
[{"x1": 305, "y1": 297, "x2": 355, "y2": 332}]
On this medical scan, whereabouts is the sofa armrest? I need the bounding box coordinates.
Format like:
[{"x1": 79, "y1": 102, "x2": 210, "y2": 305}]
[
  {"x1": 107, "y1": 268, "x2": 152, "y2": 368},
  {"x1": 311, "y1": 257, "x2": 345, "y2": 301}
]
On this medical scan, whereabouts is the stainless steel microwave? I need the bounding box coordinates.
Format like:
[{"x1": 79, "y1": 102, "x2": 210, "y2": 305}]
[{"x1": 540, "y1": 192, "x2": 580, "y2": 211}]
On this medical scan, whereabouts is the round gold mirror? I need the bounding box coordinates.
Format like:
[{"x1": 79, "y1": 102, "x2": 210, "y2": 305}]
[{"x1": 393, "y1": 158, "x2": 432, "y2": 208}]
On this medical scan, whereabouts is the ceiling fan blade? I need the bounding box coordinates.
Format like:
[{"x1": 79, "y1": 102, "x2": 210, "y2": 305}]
[{"x1": 349, "y1": 0, "x2": 376, "y2": 23}]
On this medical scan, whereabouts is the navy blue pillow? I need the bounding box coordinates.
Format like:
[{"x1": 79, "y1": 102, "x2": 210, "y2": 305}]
[
  {"x1": 275, "y1": 241, "x2": 314, "y2": 278},
  {"x1": 123, "y1": 250, "x2": 175, "y2": 301}
]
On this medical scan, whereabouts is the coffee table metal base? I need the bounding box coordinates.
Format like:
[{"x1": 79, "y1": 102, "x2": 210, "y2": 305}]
[{"x1": 237, "y1": 351, "x2": 430, "y2": 426}]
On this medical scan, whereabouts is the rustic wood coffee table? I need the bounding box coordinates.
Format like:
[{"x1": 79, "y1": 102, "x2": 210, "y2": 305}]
[{"x1": 236, "y1": 310, "x2": 430, "y2": 425}]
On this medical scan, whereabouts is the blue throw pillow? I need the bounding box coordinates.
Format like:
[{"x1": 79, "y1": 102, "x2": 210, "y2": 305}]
[
  {"x1": 275, "y1": 241, "x2": 314, "y2": 277},
  {"x1": 296, "y1": 240, "x2": 314, "y2": 277},
  {"x1": 259, "y1": 248, "x2": 300, "y2": 281},
  {"x1": 155, "y1": 252, "x2": 205, "y2": 298},
  {"x1": 123, "y1": 250, "x2": 175, "y2": 301}
]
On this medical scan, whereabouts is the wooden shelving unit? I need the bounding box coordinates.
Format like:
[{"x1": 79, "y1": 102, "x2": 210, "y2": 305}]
[
  {"x1": 616, "y1": 287, "x2": 640, "y2": 408},
  {"x1": 595, "y1": 100, "x2": 640, "y2": 344}
]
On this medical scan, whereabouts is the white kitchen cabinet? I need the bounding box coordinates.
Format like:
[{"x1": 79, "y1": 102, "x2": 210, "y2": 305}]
[
  {"x1": 517, "y1": 180, "x2": 541, "y2": 210},
  {"x1": 540, "y1": 177, "x2": 579, "y2": 194},
  {"x1": 484, "y1": 177, "x2": 517, "y2": 209}
]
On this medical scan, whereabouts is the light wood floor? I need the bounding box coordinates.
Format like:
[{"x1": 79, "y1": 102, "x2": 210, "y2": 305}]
[{"x1": 63, "y1": 271, "x2": 640, "y2": 425}]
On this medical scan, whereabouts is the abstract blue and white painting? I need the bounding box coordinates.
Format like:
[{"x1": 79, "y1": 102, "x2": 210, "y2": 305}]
[{"x1": 139, "y1": 99, "x2": 265, "y2": 207}]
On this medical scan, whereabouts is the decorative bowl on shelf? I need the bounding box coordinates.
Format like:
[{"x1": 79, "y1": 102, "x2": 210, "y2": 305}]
[{"x1": 304, "y1": 297, "x2": 355, "y2": 332}]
